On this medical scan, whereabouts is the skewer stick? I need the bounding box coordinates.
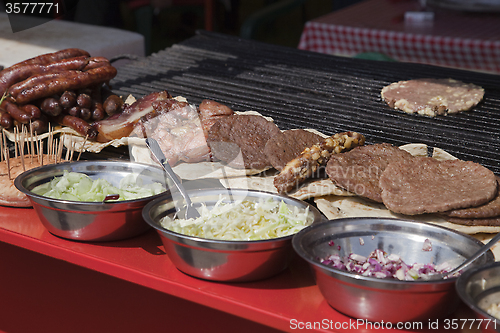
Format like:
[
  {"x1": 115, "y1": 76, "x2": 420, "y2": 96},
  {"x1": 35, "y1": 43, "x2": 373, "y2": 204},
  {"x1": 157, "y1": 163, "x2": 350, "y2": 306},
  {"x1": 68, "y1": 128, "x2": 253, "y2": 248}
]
[
  {"x1": 64, "y1": 135, "x2": 70, "y2": 161},
  {"x1": 47, "y1": 124, "x2": 53, "y2": 163},
  {"x1": 69, "y1": 139, "x2": 75, "y2": 161},
  {"x1": 2, "y1": 129, "x2": 7, "y2": 163},
  {"x1": 13, "y1": 127, "x2": 18, "y2": 158},
  {"x1": 0, "y1": 130, "x2": 3, "y2": 163},
  {"x1": 30, "y1": 124, "x2": 34, "y2": 163},
  {"x1": 20, "y1": 130, "x2": 25, "y2": 172},
  {"x1": 57, "y1": 136, "x2": 64, "y2": 163},
  {"x1": 40, "y1": 141, "x2": 44, "y2": 166},
  {"x1": 77, "y1": 135, "x2": 88, "y2": 161},
  {"x1": 5, "y1": 146, "x2": 10, "y2": 180}
]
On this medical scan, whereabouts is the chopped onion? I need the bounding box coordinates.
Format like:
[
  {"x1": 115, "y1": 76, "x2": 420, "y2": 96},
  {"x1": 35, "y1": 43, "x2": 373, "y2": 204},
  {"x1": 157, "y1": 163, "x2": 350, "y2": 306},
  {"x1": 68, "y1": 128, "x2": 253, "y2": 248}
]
[
  {"x1": 422, "y1": 238, "x2": 432, "y2": 251},
  {"x1": 320, "y1": 247, "x2": 454, "y2": 280}
]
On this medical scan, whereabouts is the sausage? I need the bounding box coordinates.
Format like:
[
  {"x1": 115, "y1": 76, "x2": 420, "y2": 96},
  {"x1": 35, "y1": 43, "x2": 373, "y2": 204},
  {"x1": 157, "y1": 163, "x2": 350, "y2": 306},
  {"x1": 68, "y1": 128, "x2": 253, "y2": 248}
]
[
  {"x1": 76, "y1": 93, "x2": 92, "y2": 109},
  {"x1": 10, "y1": 48, "x2": 90, "y2": 67},
  {"x1": 103, "y1": 94, "x2": 123, "y2": 116},
  {"x1": 53, "y1": 114, "x2": 98, "y2": 139},
  {"x1": 82, "y1": 57, "x2": 110, "y2": 71},
  {"x1": 0, "y1": 55, "x2": 90, "y2": 96},
  {"x1": 0, "y1": 108, "x2": 13, "y2": 129},
  {"x1": 30, "y1": 116, "x2": 48, "y2": 134},
  {"x1": 80, "y1": 108, "x2": 91, "y2": 121},
  {"x1": 68, "y1": 106, "x2": 81, "y2": 117},
  {"x1": 59, "y1": 90, "x2": 77, "y2": 109},
  {"x1": 3, "y1": 100, "x2": 34, "y2": 124},
  {"x1": 90, "y1": 85, "x2": 105, "y2": 121},
  {"x1": 20, "y1": 104, "x2": 42, "y2": 119},
  {"x1": 12, "y1": 65, "x2": 118, "y2": 105},
  {"x1": 40, "y1": 97, "x2": 63, "y2": 117}
]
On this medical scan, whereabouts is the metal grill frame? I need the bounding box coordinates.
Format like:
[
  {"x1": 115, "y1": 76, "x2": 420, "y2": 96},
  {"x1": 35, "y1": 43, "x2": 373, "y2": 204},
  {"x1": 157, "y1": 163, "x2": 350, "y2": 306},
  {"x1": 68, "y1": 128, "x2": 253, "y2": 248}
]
[{"x1": 111, "y1": 31, "x2": 500, "y2": 173}]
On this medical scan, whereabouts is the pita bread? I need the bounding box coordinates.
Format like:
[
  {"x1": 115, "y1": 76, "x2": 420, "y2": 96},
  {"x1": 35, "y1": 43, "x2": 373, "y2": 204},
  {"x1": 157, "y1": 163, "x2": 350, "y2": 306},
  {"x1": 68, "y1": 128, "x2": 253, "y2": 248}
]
[{"x1": 222, "y1": 176, "x2": 354, "y2": 200}]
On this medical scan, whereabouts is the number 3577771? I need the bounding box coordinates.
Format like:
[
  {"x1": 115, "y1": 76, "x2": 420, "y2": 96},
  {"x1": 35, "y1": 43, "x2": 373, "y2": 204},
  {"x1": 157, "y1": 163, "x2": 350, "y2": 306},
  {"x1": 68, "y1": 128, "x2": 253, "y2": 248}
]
[{"x1": 5, "y1": 3, "x2": 59, "y2": 15}]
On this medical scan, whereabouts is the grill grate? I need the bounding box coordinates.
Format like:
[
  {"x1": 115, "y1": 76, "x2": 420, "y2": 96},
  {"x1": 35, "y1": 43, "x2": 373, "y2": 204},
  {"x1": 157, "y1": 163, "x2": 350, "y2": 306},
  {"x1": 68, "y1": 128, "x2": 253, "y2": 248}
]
[{"x1": 111, "y1": 31, "x2": 500, "y2": 174}]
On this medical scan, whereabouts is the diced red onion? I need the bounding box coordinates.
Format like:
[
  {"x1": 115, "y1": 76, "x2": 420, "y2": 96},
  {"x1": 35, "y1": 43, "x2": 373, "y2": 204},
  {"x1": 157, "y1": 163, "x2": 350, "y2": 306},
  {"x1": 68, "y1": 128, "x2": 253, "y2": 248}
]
[{"x1": 320, "y1": 247, "x2": 453, "y2": 281}]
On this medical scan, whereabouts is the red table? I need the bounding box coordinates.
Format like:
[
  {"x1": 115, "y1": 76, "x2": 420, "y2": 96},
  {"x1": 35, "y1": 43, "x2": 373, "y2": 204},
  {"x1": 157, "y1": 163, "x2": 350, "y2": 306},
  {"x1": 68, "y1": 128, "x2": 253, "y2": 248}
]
[
  {"x1": 0, "y1": 206, "x2": 484, "y2": 333},
  {"x1": 298, "y1": 0, "x2": 500, "y2": 74}
]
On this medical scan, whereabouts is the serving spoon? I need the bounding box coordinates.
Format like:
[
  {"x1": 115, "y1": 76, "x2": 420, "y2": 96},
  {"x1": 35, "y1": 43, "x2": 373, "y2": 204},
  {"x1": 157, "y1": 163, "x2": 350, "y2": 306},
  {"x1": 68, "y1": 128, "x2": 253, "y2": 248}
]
[
  {"x1": 431, "y1": 231, "x2": 500, "y2": 280},
  {"x1": 145, "y1": 138, "x2": 200, "y2": 219}
]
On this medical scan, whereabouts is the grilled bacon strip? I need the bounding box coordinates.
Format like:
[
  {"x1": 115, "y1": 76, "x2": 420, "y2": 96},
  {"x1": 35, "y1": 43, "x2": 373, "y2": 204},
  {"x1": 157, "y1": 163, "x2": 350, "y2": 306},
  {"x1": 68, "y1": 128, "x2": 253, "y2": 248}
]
[{"x1": 273, "y1": 131, "x2": 365, "y2": 194}]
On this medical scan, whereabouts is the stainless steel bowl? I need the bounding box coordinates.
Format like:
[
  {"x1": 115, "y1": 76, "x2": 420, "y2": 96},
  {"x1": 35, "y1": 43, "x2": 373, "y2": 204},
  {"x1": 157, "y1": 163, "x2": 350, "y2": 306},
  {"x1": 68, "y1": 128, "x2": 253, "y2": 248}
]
[
  {"x1": 15, "y1": 160, "x2": 169, "y2": 242},
  {"x1": 292, "y1": 217, "x2": 495, "y2": 323},
  {"x1": 142, "y1": 188, "x2": 324, "y2": 282},
  {"x1": 457, "y1": 262, "x2": 500, "y2": 333}
]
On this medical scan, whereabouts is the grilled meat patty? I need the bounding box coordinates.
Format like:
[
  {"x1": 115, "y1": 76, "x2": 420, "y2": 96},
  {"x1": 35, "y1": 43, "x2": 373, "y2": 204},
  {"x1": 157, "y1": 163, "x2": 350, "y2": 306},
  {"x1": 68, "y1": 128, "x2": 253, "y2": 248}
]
[
  {"x1": 264, "y1": 129, "x2": 323, "y2": 171},
  {"x1": 326, "y1": 143, "x2": 413, "y2": 202},
  {"x1": 380, "y1": 157, "x2": 497, "y2": 215},
  {"x1": 207, "y1": 114, "x2": 281, "y2": 169}
]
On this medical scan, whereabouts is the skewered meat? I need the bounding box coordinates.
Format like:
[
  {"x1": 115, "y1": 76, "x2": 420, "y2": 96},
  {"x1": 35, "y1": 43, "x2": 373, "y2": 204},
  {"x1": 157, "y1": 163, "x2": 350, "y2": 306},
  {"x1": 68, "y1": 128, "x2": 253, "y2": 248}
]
[{"x1": 274, "y1": 132, "x2": 365, "y2": 194}]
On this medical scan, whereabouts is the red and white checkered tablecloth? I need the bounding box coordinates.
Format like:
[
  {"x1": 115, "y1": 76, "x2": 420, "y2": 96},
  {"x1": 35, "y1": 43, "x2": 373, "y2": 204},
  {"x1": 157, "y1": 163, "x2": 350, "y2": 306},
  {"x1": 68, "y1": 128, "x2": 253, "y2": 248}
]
[{"x1": 298, "y1": 0, "x2": 500, "y2": 74}]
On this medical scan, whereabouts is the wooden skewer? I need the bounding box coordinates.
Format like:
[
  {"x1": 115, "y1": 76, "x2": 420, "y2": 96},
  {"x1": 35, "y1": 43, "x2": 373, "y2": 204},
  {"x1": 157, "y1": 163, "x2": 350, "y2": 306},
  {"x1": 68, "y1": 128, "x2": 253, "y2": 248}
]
[
  {"x1": 2, "y1": 129, "x2": 6, "y2": 163},
  {"x1": 39, "y1": 140, "x2": 44, "y2": 166},
  {"x1": 13, "y1": 127, "x2": 18, "y2": 159},
  {"x1": 20, "y1": 130, "x2": 25, "y2": 172},
  {"x1": 57, "y1": 137, "x2": 64, "y2": 163},
  {"x1": 69, "y1": 139, "x2": 75, "y2": 161},
  {"x1": 64, "y1": 135, "x2": 70, "y2": 161},
  {"x1": 0, "y1": 130, "x2": 3, "y2": 163},
  {"x1": 77, "y1": 135, "x2": 88, "y2": 161},
  {"x1": 30, "y1": 125, "x2": 34, "y2": 164},
  {"x1": 5, "y1": 145, "x2": 10, "y2": 180}
]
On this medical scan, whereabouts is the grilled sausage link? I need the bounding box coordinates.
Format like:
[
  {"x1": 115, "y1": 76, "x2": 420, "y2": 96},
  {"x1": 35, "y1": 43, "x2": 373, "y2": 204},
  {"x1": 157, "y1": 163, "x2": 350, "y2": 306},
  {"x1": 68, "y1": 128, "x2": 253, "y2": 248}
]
[
  {"x1": 12, "y1": 48, "x2": 90, "y2": 67},
  {"x1": 2, "y1": 100, "x2": 36, "y2": 124},
  {"x1": 53, "y1": 114, "x2": 98, "y2": 140},
  {"x1": 0, "y1": 108, "x2": 13, "y2": 129},
  {"x1": 11, "y1": 65, "x2": 117, "y2": 105},
  {"x1": 0, "y1": 56, "x2": 90, "y2": 96},
  {"x1": 82, "y1": 57, "x2": 110, "y2": 71},
  {"x1": 273, "y1": 131, "x2": 366, "y2": 194}
]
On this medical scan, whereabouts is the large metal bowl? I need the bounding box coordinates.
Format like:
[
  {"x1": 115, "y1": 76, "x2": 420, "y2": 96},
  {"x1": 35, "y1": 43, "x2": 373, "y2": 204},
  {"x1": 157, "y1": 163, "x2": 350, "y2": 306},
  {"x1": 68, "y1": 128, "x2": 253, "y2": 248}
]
[
  {"x1": 15, "y1": 160, "x2": 169, "y2": 242},
  {"x1": 142, "y1": 188, "x2": 324, "y2": 282},
  {"x1": 456, "y1": 262, "x2": 500, "y2": 333},
  {"x1": 292, "y1": 217, "x2": 495, "y2": 323}
]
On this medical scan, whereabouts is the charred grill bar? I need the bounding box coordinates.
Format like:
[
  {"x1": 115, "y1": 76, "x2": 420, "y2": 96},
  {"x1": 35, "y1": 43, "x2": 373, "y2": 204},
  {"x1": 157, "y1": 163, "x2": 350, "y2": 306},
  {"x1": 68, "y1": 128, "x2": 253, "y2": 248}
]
[{"x1": 111, "y1": 31, "x2": 500, "y2": 174}]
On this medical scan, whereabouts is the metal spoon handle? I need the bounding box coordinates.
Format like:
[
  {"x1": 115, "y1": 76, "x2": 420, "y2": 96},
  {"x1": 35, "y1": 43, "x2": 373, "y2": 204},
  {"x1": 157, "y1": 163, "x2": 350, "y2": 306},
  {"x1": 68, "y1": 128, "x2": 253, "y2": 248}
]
[
  {"x1": 145, "y1": 138, "x2": 199, "y2": 218},
  {"x1": 444, "y1": 231, "x2": 500, "y2": 278}
]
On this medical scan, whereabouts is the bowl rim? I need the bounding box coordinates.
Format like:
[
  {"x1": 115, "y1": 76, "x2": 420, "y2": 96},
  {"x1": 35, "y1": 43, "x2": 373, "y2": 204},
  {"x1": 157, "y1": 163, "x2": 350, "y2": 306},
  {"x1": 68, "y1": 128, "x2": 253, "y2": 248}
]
[
  {"x1": 292, "y1": 217, "x2": 494, "y2": 285},
  {"x1": 142, "y1": 187, "x2": 325, "y2": 245},
  {"x1": 14, "y1": 159, "x2": 170, "y2": 206},
  {"x1": 456, "y1": 261, "x2": 500, "y2": 323}
]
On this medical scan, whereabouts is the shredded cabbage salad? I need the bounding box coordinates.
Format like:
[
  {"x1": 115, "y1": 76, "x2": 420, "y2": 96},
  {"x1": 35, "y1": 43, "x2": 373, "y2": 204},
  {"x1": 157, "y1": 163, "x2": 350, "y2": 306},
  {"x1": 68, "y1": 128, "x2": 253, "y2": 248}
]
[
  {"x1": 321, "y1": 246, "x2": 454, "y2": 281},
  {"x1": 160, "y1": 197, "x2": 314, "y2": 241},
  {"x1": 32, "y1": 171, "x2": 165, "y2": 202}
]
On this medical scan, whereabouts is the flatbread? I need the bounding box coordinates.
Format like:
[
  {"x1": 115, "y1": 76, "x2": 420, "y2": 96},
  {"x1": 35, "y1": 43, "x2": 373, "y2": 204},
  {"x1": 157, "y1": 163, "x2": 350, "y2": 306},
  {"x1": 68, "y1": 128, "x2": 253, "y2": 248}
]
[{"x1": 222, "y1": 176, "x2": 354, "y2": 200}]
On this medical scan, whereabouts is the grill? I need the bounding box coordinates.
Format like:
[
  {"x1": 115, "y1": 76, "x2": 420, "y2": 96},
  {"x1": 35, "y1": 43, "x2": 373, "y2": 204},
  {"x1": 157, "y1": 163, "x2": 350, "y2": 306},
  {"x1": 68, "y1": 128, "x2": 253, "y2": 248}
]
[{"x1": 111, "y1": 31, "x2": 500, "y2": 174}]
